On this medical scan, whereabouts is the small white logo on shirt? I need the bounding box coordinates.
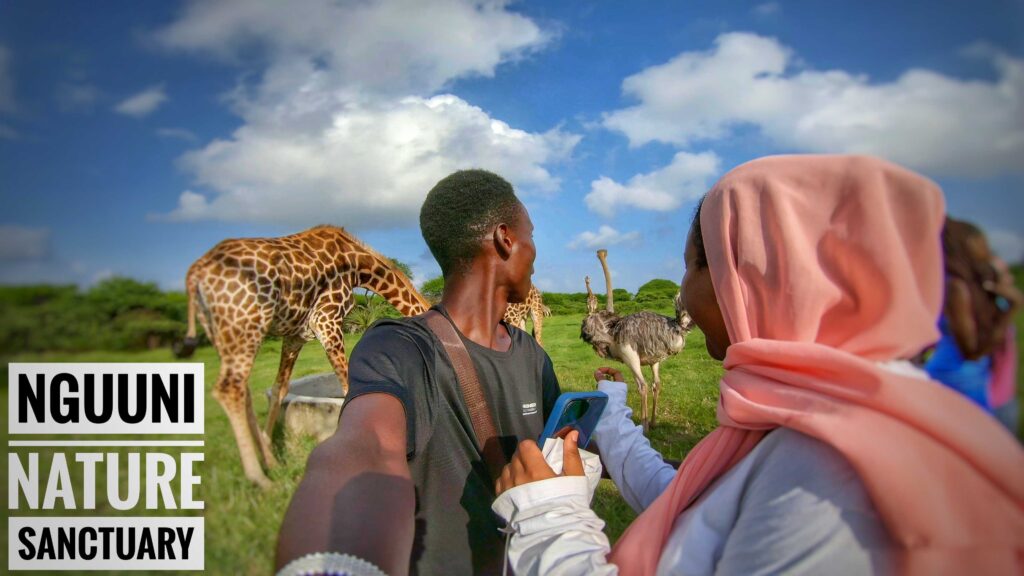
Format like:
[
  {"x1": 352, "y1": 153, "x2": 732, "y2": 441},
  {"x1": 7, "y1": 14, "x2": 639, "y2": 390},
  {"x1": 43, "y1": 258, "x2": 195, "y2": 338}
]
[{"x1": 522, "y1": 402, "x2": 538, "y2": 416}]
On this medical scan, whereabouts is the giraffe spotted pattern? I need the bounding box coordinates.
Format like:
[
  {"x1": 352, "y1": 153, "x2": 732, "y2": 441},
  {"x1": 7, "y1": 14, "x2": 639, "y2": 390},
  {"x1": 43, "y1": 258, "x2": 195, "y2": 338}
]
[
  {"x1": 503, "y1": 285, "x2": 550, "y2": 346},
  {"x1": 183, "y1": 225, "x2": 429, "y2": 488}
]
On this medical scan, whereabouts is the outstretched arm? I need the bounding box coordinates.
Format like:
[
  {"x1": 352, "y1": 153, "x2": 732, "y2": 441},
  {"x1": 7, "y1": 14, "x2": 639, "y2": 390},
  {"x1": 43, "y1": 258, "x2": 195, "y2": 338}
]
[
  {"x1": 591, "y1": 368, "x2": 676, "y2": 512},
  {"x1": 276, "y1": 393, "x2": 414, "y2": 576}
]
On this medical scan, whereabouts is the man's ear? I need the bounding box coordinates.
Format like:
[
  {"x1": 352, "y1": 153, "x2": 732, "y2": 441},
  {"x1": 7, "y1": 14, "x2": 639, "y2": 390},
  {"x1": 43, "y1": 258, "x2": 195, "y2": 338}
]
[{"x1": 493, "y1": 223, "x2": 514, "y2": 260}]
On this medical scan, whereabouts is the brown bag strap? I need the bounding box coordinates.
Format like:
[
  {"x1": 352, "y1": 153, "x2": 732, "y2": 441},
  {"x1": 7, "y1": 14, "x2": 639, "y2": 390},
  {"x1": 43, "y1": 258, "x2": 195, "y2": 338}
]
[{"x1": 423, "y1": 310, "x2": 506, "y2": 480}]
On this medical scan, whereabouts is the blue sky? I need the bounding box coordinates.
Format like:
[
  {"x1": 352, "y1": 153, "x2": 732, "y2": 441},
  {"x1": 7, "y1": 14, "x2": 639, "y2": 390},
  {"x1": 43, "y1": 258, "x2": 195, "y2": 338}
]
[{"x1": 1, "y1": 0, "x2": 1022, "y2": 293}]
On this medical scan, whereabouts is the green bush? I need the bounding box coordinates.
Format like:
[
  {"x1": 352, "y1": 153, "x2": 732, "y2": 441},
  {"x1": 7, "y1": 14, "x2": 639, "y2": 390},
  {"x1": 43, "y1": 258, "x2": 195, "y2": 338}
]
[
  {"x1": 110, "y1": 309, "x2": 184, "y2": 350},
  {"x1": 542, "y1": 288, "x2": 642, "y2": 315},
  {"x1": 0, "y1": 278, "x2": 187, "y2": 356},
  {"x1": 0, "y1": 284, "x2": 78, "y2": 306},
  {"x1": 635, "y1": 279, "x2": 680, "y2": 309},
  {"x1": 542, "y1": 292, "x2": 590, "y2": 315}
]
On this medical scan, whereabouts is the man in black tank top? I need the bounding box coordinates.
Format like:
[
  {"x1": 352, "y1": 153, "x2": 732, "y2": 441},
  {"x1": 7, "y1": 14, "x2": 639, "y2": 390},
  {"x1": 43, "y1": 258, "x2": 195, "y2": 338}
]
[{"x1": 277, "y1": 170, "x2": 561, "y2": 575}]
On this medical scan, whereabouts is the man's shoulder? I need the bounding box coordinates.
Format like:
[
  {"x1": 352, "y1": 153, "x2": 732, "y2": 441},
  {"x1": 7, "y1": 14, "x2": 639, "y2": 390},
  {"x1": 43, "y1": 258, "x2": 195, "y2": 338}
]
[
  {"x1": 365, "y1": 315, "x2": 432, "y2": 339},
  {"x1": 506, "y1": 324, "x2": 551, "y2": 361},
  {"x1": 354, "y1": 316, "x2": 438, "y2": 358}
]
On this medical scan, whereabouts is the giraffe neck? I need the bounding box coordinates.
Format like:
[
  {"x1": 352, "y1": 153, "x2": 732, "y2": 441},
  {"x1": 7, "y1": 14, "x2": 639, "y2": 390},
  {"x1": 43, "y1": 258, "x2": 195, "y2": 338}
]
[
  {"x1": 585, "y1": 276, "x2": 598, "y2": 314},
  {"x1": 349, "y1": 250, "x2": 430, "y2": 316}
]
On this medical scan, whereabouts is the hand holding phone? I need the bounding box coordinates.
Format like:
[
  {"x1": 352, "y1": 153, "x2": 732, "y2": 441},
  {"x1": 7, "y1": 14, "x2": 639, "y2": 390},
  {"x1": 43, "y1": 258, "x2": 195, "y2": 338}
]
[
  {"x1": 495, "y1": 430, "x2": 586, "y2": 496},
  {"x1": 539, "y1": 391, "x2": 608, "y2": 450}
]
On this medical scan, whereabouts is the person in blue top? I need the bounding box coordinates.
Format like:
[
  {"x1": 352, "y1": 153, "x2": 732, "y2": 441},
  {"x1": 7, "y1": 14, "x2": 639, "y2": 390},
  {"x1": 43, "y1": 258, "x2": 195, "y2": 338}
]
[{"x1": 926, "y1": 218, "x2": 1020, "y2": 411}]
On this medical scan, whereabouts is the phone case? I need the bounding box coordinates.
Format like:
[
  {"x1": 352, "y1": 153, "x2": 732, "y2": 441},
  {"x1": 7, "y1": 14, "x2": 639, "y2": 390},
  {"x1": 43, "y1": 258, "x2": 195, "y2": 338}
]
[{"x1": 539, "y1": 391, "x2": 609, "y2": 449}]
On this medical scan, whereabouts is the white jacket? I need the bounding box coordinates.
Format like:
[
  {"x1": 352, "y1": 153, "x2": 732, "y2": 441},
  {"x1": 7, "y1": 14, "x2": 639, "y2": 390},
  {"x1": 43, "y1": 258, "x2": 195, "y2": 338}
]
[{"x1": 492, "y1": 380, "x2": 895, "y2": 576}]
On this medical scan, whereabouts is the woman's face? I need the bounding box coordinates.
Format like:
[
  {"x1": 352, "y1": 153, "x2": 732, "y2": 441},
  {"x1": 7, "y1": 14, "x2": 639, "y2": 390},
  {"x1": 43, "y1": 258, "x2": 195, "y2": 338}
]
[{"x1": 681, "y1": 226, "x2": 730, "y2": 361}]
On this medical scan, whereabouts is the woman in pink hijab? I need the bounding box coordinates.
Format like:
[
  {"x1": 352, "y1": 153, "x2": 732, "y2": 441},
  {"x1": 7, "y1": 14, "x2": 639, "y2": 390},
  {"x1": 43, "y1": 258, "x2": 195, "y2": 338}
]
[{"x1": 492, "y1": 155, "x2": 1024, "y2": 575}]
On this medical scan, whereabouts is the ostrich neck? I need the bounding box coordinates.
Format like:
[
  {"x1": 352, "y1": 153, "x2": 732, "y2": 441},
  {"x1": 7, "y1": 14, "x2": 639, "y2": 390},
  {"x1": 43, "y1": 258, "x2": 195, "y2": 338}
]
[{"x1": 597, "y1": 251, "x2": 614, "y2": 313}]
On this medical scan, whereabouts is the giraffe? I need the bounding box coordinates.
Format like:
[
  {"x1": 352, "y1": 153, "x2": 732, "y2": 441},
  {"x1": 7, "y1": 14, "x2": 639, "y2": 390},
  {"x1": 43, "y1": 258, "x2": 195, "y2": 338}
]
[
  {"x1": 584, "y1": 275, "x2": 599, "y2": 314},
  {"x1": 178, "y1": 225, "x2": 429, "y2": 488},
  {"x1": 503, "y1": 285, "x2": 551, "y2": 345}
]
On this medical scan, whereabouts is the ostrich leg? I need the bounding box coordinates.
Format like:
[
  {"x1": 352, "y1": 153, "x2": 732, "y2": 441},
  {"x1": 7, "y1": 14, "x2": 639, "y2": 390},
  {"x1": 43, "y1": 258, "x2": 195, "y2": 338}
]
[
  {"x1": 650, "y1": 362, "x2": 661, "y2": 429},
  {"x1": 620, "y1": 345, "x2": 650, "y2": 433}
]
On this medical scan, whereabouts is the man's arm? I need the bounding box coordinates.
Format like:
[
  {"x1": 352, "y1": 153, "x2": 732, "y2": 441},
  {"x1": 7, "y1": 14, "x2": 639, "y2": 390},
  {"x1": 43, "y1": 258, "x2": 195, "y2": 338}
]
[{"x1": 276, "y1": 393, "x2": 415, "y2": 576}]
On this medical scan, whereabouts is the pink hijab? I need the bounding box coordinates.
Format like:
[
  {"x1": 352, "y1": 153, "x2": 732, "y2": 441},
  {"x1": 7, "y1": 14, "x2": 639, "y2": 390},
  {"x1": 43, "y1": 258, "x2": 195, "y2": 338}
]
[{"x1": 608, "y1": 155, "x2": 1024, "y2": 575}]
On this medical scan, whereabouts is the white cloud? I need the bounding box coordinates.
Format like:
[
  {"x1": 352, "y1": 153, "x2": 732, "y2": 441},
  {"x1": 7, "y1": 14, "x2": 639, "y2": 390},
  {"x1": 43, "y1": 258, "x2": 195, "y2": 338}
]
[
  {"x1": 0, "y1": 225, "x2": 50, "y2": 261},
  {"x1": 154, "y1": 0, "x2": 549, "y2": 97},
  {"x1": 0, "y1": 45, "x2": 15, "y2": 113},
  {"x1": 568, "y1": 225, "x2": 641, "y2": 249},
  {"x1": 152, "y1": 0, "x2": 577, "y2": 229},
  {"x1": 159, "y1": 95, "x2": 578, "y2": 227},
  {"x1": 603, "y1": 32, "x2": 1024, "y2": 177},
  {"x1": 115, "y1": 84, "x2": 168, "y2": 117},
  {"x1": 989, "y1": 229, "x2": 1024, "y2": 265},
  {"x1": 585, "y1": 151, "x2": 720, "y2": 217},
  {"x1": 752, "y1": 2, "x2": 780, "y2": 17},
  {"x1": 156, "y1": 127, "x2": 198, "y2": 142}
]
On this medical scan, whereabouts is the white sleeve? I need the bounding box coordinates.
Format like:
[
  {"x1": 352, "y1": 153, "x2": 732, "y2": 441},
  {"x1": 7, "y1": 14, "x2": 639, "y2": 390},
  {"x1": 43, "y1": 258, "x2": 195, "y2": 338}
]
[
  {"x1": 592, "y1": 380, "x2": 677, "y2": 513},
  {"x1": 492, "y1": 476, "x2": 618, "y2": 576}
]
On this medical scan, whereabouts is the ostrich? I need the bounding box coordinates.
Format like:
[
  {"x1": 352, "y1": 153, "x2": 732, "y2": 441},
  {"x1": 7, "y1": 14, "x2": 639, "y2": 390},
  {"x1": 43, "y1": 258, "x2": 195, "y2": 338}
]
[{"x1": 580, "y1": 249, "x2": 694, "y2": 431}]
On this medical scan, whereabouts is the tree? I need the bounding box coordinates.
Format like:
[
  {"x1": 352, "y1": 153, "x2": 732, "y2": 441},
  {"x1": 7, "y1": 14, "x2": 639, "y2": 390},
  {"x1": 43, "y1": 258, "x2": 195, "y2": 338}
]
[
  {"x1": 343, "y1": 297, "x2": 392, "y2": 333},
  {"x1": 388, "y1": 257, "x2": 414, "y2": 281},
  {"x1": 421, "y1": 275, "x2": 444, "y2": 304}
]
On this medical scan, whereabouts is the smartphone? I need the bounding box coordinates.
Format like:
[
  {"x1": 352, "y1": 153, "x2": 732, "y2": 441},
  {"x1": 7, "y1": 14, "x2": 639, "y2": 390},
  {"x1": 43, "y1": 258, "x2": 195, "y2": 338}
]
[{"x1": 539, "y1": 391, "x2": 609, "y2": 450}]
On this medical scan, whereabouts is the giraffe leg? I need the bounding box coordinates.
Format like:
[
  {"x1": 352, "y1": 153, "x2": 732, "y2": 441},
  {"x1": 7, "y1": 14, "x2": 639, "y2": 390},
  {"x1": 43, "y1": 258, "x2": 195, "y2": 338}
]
[
  {"x1": 620, "y1": 346, "x2": 649, "y2": 433},
  {"x1": 264, "y1": 335, "x2": 305, "y2": 438},
  {"x1": 323, "y1": 335, "x2": 349, "y2": 397},
  {"x1": 246, "y1": 386, "x2": 278, "y2": 469},
  {"x1": 213, "y1": 357, "x2": 272, "y2": 489},
  {"x1": 311, "y1": 302, "x2": 351, "y2": 396},
  {"x1": 650, "y1": 362, "x2": 661, "y2": 430}
]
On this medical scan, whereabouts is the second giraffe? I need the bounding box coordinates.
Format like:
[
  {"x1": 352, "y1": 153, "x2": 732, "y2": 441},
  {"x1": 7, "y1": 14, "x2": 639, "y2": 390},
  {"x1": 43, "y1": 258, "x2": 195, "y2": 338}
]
[{"x1": 503, "y1": 285, "x2": 551, "y2": 345}]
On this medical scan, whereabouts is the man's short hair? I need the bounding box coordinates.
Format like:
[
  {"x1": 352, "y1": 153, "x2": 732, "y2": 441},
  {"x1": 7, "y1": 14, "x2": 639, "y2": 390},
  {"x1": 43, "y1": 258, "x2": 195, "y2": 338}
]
[{"x1": 420, "y1": 169, "x2": 523, "y2": 277}]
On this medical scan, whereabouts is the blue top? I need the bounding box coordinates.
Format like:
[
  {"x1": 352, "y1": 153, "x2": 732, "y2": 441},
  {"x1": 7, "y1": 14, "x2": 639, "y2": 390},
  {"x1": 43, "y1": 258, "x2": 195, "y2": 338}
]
[{"x1": 925, "y1": 315, "x2": 992, "y2": 411}]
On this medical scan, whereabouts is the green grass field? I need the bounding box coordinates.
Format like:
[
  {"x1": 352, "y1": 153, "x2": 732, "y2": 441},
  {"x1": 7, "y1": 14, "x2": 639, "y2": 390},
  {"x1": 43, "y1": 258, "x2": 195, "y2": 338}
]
[{"x1": 3, "y1": 308, "x2": 1022, "y2": 575}]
